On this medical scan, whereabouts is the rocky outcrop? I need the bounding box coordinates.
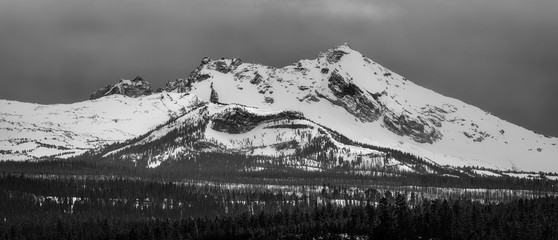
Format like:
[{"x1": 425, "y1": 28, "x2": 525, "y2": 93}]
[
  {"x1": 210, "y1": 83, "x2": 219, "y2": 103},
  {"x1": 250, "y1": 73, "x2": 263, "y2": 84},
  {"x1": 90, "y1": 76, "x2": 153, "y2": 100},
  {"x1": 383, "y1": 112, "x2": 442, "y2": 144},
  {"x1": 211, "y1": 107, "x2": 304, "y2": 134},
  {"x1": 322, "y1": 43, "x2": 352, "y2": 64},
  {"x1": 206, "y1": 57, "x2": 242, "y2": 74},
  {"x1": 188, "y1": 69, "x2": 211, "y2": 84},
  {"x1": 163, "y1": 78, "x2": 191, "y2": 93},
  {"x1": 326, "y1": 50, "x2": 348, "y2": 64},
  {"x1": 318, "y1": 71, "x2": 382, "y2": 122},
  {"x1": 419, "y1": 105, "x2": 453, "y2": 128}
]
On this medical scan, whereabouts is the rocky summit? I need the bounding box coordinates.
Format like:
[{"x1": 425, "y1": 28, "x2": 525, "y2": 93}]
[{"x1": 90, "y1": 76, "x2": 153, "y2": 100}]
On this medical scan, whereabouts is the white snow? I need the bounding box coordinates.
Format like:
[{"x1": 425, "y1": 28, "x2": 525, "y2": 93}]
[
  {"x1": 502, "y1": 172, "x2": 541, "y2": 179},
  {"x1": 472, "y1": 169, "x2": 502, "y2": 177},
  {"x1": 0, "y1": 92, "x2": 199, "y2": 160},
  {"x1": 147, "y1": 159, "x2": 162, "y2": 168}
]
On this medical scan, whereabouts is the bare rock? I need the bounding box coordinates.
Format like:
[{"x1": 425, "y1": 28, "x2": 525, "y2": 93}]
[
  {"x1": 383, "y1": 113, "x2": 442, "y2": 144},
  {"x1": 318, "y1": 71, "x2": 382, "y2": 122},
  {"x1": 90, "y1": 76, "x2": 153, "y2": 100},
  {"x1": 211, "y1": 107, "x2": 304, "y2": 134}
]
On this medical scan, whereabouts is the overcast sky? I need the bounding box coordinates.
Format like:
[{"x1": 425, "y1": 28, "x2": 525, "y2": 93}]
[{"x1": 1, "y1": 0, "x2": 557, "y2": 136}]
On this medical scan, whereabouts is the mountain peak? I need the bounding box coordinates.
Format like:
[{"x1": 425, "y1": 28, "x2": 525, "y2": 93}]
[
  {"x1": 131, "y1": 76, "x2": 145, "y2": 82},
  {"x1": 90, "y1": 76, "x2": 153, "y2": 100},
  {"x1": 318, "y1": 43, "x2": 360, "y2": 65},
  {"x1": 332, "y1": 42, "x2": 353, "y2": 52}
]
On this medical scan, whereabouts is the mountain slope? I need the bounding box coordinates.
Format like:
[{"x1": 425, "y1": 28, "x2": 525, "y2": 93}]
[
  {"x1": 0, "y1": 44, "x2": 557, "y2": 173},
  {"x1": 173, "y1": 44, "x2": 558, "y2": 172},
  {"x1": 99, "y1": 102, "x2": 435, "y2": 174},
  {"x1": 0, "y1": 93, "x2": 200, "y2": 160}
]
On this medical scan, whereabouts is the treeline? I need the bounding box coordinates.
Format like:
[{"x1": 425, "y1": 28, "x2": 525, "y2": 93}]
[
  {"x1": 1, "y1": 175, "x2": 558, "y2": 239},
  {"x1": 1, "y1": 158, "x2": 557, "y2": 193}
]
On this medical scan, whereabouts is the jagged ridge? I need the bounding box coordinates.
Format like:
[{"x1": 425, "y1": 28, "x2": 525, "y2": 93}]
[{"x1": 90, "y1": 76, "x2": 153, "y2": 100}]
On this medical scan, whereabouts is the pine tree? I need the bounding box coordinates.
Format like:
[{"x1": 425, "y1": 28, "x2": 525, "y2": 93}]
[{"x1": 377, "y1": 197, "x2": 395, "y2": 239}]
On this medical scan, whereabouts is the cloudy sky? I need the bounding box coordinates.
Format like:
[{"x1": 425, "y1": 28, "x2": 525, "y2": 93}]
[{"x1": 1, "y1": 0, "x2": 557, "y2": 136}]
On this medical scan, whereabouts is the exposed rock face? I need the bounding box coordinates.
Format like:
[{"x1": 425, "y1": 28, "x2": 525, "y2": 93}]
[
  {"x1": 250, "y1": 73, "x2": 263, "y2": 84},
  {"x1": 211, "y1": 107, "x2": 304, "y2": 134},
  {"x1": 90, "y1": 76, "x2": 153, "y2": 100},
  {"x1": 162, "y1": 57, "x2": 242, "y2": 93},
  {"x1": 207, "y1": 57, "x2": 242, "y2": 74},
  {"x1": 264, "y1": 96, "x2": 274, "y2": 104},
  {"x1": 383, "y1": 112, "x2": 442, "y2": 144},
  {"x1": 321, "y1": 43, "x2": 351, "y2": 64},
  {"x1": 319, "y1": 71, "x2": 382, "y2": 122},
  {"x1": 163, "y1": 78, "x2": 191, "y2": 93},
  {"x1": 188, "y1": 70, "x2": 211, "y2": 84},
  {"x1": 420, "y1": 105, "x2": 452, "y2": 128},
  {"x1": 328, "y1": 71, "x2": 361, "y2": 97},
  {"x1": 210, "y1": 83, "x2": 219, "y2": 103},
  {"x1": 201, "y1": 57, "x2": 211, "y2": 65},
  {"x1": 326, "y1": 50, "x2": 348, "y2": 64}
]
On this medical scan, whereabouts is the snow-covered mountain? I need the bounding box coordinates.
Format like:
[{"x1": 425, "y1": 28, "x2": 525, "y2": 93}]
[
  {"x1": 0, "y1": 92, "x2": 199, "y2": 160},
  {"x1": 1, "y1": 44, "x2": 557, "y2": 173}
]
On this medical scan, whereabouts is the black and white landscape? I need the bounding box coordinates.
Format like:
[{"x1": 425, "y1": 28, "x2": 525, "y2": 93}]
[{"x1": 1, "y1": 1, "x2": 558, "y2": 239}]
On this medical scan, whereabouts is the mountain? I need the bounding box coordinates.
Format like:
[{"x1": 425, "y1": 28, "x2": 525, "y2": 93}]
[
  {"x1": 1, "y1": 44, "x2": 557, "y2": 174},
  {"x1": 0, "y1": 93, "x2": 199, "y2": 160}
]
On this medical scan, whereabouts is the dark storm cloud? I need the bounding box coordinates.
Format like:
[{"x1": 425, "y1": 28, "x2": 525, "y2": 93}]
[{"x1": 1, "y1": 0, "x2": 557, "y2": 136}]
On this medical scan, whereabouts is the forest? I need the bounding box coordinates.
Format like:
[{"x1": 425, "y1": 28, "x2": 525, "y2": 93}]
[
  {"x1": 1, "y1": 174, "x2": 558, "y2": 239},
  {"x1": 1, "y1": 149, "x2": 558, "y2": 239},
  {"x1": 1, "y1": 155, "x2": 557, "y2": 192}
]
